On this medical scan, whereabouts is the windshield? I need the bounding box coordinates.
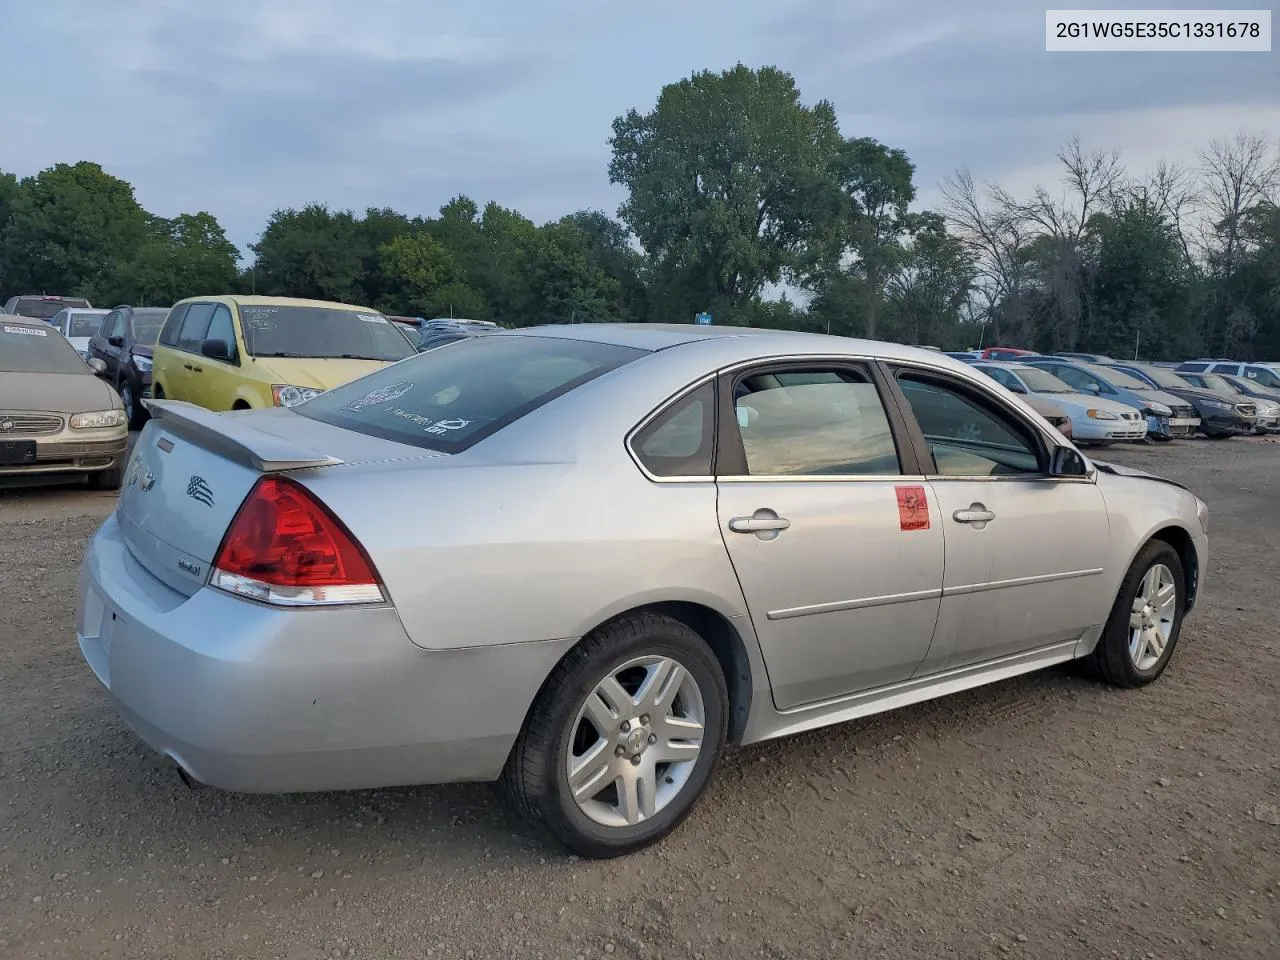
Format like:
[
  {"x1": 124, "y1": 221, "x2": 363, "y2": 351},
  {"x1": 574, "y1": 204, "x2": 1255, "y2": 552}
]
[
  {"x1": 9, "y1": 297, "x2": 92, "y2": 320},
  {"x1": 1084, "y1": 363, "x2": 1148, "y2": 390},
  {"x1": 1012, "y1": 366, "x2": 1072, "y2": 393},
  {"x1": 0, "y1": 323, "x2": 92, "y2": 374},
  {"x1": 66, "y1": 311, "x2": 107, "y2": 338},
  {"x1": 299, "y1": 334, "x2": 646, "y2": 452},
  {"x1": 1134, "y1": 366, "x2": 1192, "y2": 389},
  {"x1": 1198, "y1": 374, "x2": 1237, "y2": 394},
  {"x1": 128, "y1": 309, "x2": 168, "y2": 345},
  {"x1": 238, "y1": 304, "x2": 417, "y2": 361}
]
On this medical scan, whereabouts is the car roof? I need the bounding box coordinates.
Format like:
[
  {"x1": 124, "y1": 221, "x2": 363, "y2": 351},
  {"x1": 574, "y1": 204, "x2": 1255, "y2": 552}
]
[
  {"x1": 175, "y1": 295, "x2": 381, "y2": 313},
  {"x1": 499, "y1": 323, "x2": 963, "y2": 365}
]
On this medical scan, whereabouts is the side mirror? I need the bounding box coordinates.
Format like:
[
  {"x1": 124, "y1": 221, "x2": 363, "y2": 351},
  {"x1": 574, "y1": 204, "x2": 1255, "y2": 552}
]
[
  {"x1": 1086, "y1": 382, "x2": 1101, "y2": 394},
  {"x1": 200, "y1": 338, "x2": 231, "y2": 361},
  {"x1": 87, "y1": 357, "x2": 107, "y2": 374},
  {"x1": 108, "y1": 335, "x2": 124, "y2": 347},
  {"x1": 1050, "y1": 445, "x2": 1088, "y2": 477},
  {"x1": 1009, "y1": 383, "x2": 1027, "y2": 394}
]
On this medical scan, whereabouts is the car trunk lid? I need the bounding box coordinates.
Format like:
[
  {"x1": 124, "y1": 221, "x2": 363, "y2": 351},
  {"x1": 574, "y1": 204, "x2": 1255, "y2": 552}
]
[{"x1": 115, "y1": 400, "x2": 347, "y2": 596}]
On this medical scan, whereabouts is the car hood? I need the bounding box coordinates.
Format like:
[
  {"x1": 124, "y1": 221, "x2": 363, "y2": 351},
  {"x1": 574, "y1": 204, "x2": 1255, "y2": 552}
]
[
  {"x1": 0, "y1": 371, "x2": 118, "y2": 414},
  {"x1": 1130, "y1": 388, "x2": 1186, "y2": 409},
  {"x1": 132, "y1": 343, "x2": 154, "y2": 359},
  {"x1": 249, "y1": 356, "x2": 394, "y2": 391},
  {"x1": 1157, "y1": 386, "x2": 1239, "y2": 405},
  {"x1": 1090, "y1": 458, "x2": 1190, "y2": 493}
]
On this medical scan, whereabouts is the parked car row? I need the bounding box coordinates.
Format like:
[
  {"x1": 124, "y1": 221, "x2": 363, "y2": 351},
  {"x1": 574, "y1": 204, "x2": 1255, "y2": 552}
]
[{"x1": 943, "y1": 348, "x2": 1280, "y2": 444}]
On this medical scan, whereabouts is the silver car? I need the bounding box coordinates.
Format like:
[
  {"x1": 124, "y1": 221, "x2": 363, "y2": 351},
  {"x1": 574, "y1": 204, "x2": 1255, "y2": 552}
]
[{"x1": 76, "y1": 325, "x2": 1209, "y2": 857}]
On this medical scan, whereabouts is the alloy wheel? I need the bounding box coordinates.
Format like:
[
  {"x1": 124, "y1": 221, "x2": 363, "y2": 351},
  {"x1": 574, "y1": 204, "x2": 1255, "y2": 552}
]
[
  {"x1": 1128, "y1": 562, "x2": 1177, "y2": 671},
  {"x1": 566, "y1": 655, "x2": 706, "y2": 828}
]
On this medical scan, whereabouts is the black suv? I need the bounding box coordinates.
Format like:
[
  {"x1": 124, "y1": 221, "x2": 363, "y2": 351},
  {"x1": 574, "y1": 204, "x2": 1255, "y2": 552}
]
[{"x1": 87, "y1": 305, "x2": 169, "y2": 430}]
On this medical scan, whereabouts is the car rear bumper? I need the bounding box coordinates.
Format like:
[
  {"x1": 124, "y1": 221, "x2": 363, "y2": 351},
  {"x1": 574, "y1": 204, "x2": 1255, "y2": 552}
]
[{"x1": 76, "y1": 512, "x2": 574, "y2": 793}]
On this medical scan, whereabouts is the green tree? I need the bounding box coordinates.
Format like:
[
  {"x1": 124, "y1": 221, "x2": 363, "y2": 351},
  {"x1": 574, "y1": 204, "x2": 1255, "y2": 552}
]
[
  {"x1": 117, "y1": 212, "x2": 241, "y2": 304},
  {"x1": 0, "y1": 162, "x2": 150, "y2": 302},
  {"x1": 883, "y1": 212, "x2": 976, "y2": 346},
  {"x1": 608, "y1": 64, "x2": 842, "y2": 322},
  {"x1": 376, "y1": 231, "x2": 481, "y2": 318},
  {"x1": 562, "y1": 210, "x2": 647, "y2": 321},
  {"x1": 523, "y1": 218, "x2": 623, "y2": 323},
  {"x1": 805, "y1": 137, "x2": 918, "y2": 339},
  {"x1": 250, "y1": 203, "x2": 367, "y2": 303}
]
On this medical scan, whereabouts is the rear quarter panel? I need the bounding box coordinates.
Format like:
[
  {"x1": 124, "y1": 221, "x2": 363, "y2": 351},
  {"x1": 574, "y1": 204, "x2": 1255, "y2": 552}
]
[{"x1": 294, "y1": 345, "x2": 754, "y2": 653}]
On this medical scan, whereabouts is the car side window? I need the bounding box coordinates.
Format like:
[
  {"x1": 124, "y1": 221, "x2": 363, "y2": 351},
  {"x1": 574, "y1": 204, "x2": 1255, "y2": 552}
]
[
  {"x1": 1209, "y1": 363, "x2": 1239, "y2": 375},
  {"x1": 176, "y1": 304, "x2": 216, "y2": 354},
  {"x1": 159, "y1": 304, "x2": 189, "y2": 347},
  {"x1": 1050, "y1": 364, "x2": 1094, "y2": 392},
  {"x1": 984, "y1": 367, "x2": 1019, "y2": 390},
  {"x1": 99, "y1": 311, "x2": 119, "y2": 341},
  {"x1": 1179, "y1": 362, "x2": 1208, "y2": 372},
  {"x1": 1244, "y1": 366, "x2": 1280, "y2": 387},
  {"x1": 729, "y1": 366, "x2": 901, "y2": 477},
  {"x1": 896, "y1": 370, "x2": 1043, "y2": 477},
  {"x1": 204, "y1": 305, "x2": 238, "y2": 363},
  {"x1": 632, "y1": 381, "x2": 715, "y2": 477}
]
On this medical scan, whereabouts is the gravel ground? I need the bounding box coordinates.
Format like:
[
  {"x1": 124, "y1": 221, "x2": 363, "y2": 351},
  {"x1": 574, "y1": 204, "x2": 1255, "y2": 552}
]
[{"x1": 1, "y1": 437, "x2": 1277, "y2": 960}]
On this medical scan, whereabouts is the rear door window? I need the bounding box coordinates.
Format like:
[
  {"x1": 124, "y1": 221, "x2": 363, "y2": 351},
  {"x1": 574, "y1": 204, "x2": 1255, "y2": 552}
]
[{"x1": 299, "y1": 334, "x2": 646, "y2": 452}]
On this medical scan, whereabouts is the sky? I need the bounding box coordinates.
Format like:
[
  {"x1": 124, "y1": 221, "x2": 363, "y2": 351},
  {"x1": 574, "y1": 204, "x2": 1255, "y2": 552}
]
[{"x1": 3, "y1": 0, "x2": 1277, "y2": 256}]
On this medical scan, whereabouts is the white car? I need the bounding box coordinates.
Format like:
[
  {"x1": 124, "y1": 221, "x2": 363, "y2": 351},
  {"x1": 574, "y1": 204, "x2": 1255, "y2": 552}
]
[
  {"x1": 48, "y1": 307, "x2": 110, "y2": 362},
  {"x1": 974, "y1": 362, "x2": 1151, "y2": 445}
]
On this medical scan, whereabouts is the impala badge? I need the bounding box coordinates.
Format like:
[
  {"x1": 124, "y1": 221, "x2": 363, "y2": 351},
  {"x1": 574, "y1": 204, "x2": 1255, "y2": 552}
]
[{"x1": 186, "y1": 475, "x2": 214, "y2": 507}]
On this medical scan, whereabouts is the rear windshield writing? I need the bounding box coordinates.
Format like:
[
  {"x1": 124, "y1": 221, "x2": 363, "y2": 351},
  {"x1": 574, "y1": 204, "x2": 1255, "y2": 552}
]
[{"x1": 298, "y1": 335, "x2": 646, "y2": 452}]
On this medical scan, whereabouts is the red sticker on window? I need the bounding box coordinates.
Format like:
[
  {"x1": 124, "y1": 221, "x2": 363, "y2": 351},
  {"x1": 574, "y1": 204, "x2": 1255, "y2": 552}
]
[{"x1": 895, "y1": 485, "x2": 930, "y2": 531}]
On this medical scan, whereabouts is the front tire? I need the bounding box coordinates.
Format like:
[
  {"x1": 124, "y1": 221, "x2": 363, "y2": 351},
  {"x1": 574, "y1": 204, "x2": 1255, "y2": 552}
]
[
  {"x1": 1084, "y1": 540, "x2": 1185, "y2": 688},
  {"x1": 503, "y1": 612, "x2": 728, "y2": 858},
  {"x1": 119, "y1": 381, "x2": 147, "y2": 431}
]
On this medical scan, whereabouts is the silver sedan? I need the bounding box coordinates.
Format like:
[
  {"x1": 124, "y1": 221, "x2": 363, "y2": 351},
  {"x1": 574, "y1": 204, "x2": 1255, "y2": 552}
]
[{"x1": 76, "y1": 324, "x2": 1209, "y2": 857}]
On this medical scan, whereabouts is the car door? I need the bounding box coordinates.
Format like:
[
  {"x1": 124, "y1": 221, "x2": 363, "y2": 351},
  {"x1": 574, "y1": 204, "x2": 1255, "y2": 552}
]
[
  {"x1": 713, "y1": 360, "x2": 944, "y2": 711},
  {"x1": 885, "y1": 364, "x2": 1111, "y2": 674},
  {"x1": 92, "y1": 311, "x2": 122, "y2": 380},
  {"x1": 169, "y1": 303, "x2": 216, "y2": 406},
  {"x1": 194, "y1": 303, "x2": 242, "y2": 410}
]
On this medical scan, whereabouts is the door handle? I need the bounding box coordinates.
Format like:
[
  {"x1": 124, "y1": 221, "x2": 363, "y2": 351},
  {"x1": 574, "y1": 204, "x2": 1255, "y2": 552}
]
[
  {"x1": 953, "y1": 504, "x2": 996, "y2": 525},
  {"x1": 191, "y1": 365, "x2": 203, "y2": 373},
  {"x1": 728, "y1": 511, "x2": 791, "y2": 535},
  {"x1": 183, "y1": 363, "x2": 193, "y2": 370}
]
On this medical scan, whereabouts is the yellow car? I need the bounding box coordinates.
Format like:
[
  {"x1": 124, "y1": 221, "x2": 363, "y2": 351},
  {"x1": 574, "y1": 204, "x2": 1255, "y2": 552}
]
[{"x1": 151, "y1": 296, "x2": 418, "y2": 411}]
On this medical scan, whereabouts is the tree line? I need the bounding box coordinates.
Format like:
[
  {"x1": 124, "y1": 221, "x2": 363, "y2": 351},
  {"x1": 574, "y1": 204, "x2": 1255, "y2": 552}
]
[{"x1": 2, "y1": 65, "x2": 1277, "y2": 360}]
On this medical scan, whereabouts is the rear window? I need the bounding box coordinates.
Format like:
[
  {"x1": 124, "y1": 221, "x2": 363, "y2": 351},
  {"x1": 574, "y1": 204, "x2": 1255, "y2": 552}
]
[
  {"x1": 238, "y1": 304, "x2": 417, "y2": 362},
  {"x1": 9, "y1": 297, "x2": 92, "y2": 319},
  {"x1": 298, "y1": 334, "x2": 646, "y2": 452},
  {"x1": 1, "y1": 323, "x2": 90, "y2": 374},
  {"x1": 67, "y1": 312, "x2": 106, "y2": 337}
]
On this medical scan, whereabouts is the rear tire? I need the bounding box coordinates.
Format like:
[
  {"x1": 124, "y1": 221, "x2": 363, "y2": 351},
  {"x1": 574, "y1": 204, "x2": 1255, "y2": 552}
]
[
  {"x1": 503, "y1": 612, "x2": 728, "y2": 858},
  {"x1": 1084, "y1": 540, "x2": 1185, "y2": 688}
]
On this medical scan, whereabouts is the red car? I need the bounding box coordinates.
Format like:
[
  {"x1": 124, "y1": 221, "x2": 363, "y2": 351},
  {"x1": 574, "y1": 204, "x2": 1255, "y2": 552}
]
[{"x1": 980, "y1": 346, "x2": 1039, "y2": 361}]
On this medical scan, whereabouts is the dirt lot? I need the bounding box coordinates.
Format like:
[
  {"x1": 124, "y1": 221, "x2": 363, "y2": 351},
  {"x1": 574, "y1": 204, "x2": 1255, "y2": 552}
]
[{"x1": 1, "y1": 437, "x2": 1277, "y2": 960}]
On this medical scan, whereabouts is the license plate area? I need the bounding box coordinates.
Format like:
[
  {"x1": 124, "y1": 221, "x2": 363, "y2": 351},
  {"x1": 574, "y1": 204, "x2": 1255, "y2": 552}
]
[{"x1": 0, "y1": 439, "x2": 37, "y2": 465}]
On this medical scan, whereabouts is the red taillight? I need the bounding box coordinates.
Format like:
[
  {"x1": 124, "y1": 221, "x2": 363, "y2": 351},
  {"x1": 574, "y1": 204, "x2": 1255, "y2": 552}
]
[{"x1": 210, "y1": 475, "x2": 384, "y2": 605}]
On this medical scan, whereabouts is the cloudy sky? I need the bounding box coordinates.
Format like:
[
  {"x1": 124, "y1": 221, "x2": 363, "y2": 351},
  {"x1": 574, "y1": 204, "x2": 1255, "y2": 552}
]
[{"x1": 4, "y1": 0, "x2": 1276, "y2": 254}]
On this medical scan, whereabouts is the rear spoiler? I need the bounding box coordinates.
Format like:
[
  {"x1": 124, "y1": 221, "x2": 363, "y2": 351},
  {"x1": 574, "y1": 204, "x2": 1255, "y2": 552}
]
[{"x1": 141, "y1": 399, "x2": 343, "y2": 472}]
